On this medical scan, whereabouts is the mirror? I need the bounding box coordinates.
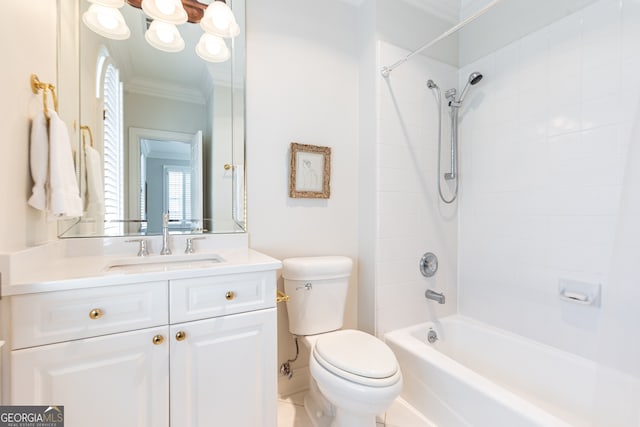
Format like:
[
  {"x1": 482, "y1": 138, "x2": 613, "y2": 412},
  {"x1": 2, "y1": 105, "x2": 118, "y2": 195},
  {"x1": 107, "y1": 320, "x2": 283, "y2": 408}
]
[{"x1": 58, "y1": 0, "x2": 246, "y2": 237}]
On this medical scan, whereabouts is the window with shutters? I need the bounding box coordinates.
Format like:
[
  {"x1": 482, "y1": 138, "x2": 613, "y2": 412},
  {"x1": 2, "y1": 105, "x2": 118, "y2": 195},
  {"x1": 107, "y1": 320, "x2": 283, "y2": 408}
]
[
  {"x1": 101, "y1": 62, "x2": 124, "y2": 234},
  {"x1": 163, "y1": 166, "x2": 192, "y2": 228}
]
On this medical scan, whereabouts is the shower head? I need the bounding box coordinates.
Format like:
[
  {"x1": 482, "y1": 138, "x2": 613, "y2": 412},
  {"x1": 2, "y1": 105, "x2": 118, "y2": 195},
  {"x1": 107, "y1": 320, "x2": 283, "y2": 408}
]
[
  {"x1": 468, "y1": 72, "x2": 483, "y2": 85},
  {"x1": 458, "y1": 71, "x2": 483, "y2": 103},
  {"x1": 427, "y1": 79, "x2": 438, "y2": 89}
]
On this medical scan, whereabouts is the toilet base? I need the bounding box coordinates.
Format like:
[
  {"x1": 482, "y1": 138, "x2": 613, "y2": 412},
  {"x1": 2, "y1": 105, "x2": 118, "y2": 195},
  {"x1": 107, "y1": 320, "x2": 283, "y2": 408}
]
[
  {"x1": 304, "y1": 392, "x2": 332, "y2": 427},
  {"x1": 304, "y1": 389, "x2": 377, "y2": 427},
  {"x1": 303, "y1": 377, "x2": 333, "y2": 427},
  {"x1": 331, "y1": 410, "x2": 377, "y2": 427}
]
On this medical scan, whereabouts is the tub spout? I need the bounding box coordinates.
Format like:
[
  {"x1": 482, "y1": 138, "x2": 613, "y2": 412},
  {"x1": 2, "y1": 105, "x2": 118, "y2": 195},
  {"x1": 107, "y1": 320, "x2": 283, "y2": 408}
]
[{"x1": 425, "y1": 289, "x2": 445, "y2": 304}]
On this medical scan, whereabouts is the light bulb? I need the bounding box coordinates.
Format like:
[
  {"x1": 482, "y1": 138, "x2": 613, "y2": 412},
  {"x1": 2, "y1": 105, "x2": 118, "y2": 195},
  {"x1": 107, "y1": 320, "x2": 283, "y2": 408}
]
[
  {"x1": 201, "y1": 1, "x2": 239, "y2": 38},
  {"x1": 142, "y1": 0, "x2": 187, "y2": 25},
  {"x1": 212, "y1": 12, "x2": 231, "y2": 31},
  {"x1": 154, "y1": 22, "x2": 175, "y2": 43},
  {"x1": 83, "y1": 4, "x2": 130, "y2": 40},
  {"x1": 145, "y1": 20, "x2": 184, "y2": 52},
  {"x1": 155, "y1": 0, "x2": 176, "y2": 15},
  {"x1": 196, "y1": 33, "x2": 230, "y2": 62},
  {"x1": 206, "y1": 38, "x2": 223, "y2": 55},
  {"x1": 96, "y1": 9, "x2": 119, "y2": 30}
]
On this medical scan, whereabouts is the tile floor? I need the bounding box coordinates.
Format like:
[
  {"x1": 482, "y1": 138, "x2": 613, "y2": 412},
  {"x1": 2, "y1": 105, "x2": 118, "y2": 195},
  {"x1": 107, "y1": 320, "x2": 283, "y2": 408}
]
[{"x1": 277, "y1": 391, "x2": 435, "y2": 427}]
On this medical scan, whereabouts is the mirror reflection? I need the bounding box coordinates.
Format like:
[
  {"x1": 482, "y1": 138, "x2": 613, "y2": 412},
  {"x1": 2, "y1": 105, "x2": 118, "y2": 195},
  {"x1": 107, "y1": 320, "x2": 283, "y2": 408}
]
[{"x1": 59, "y1": 0, "x2": 246, "y2": 237}]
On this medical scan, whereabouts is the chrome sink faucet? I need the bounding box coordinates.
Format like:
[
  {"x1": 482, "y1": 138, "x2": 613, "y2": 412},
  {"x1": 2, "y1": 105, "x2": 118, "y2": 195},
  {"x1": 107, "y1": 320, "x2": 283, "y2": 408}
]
[{"x1": 161, "y1": 212, "x2": 172, "y2": 255}]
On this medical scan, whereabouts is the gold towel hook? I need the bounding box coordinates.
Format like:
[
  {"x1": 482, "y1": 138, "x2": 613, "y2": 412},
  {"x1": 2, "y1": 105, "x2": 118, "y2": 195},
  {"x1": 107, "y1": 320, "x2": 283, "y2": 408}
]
[
  {"x1": 80, "y1": 125, "x2": 94, "y2": 148},
  {"x1": 30, "y1": 74, "x2": 58, "y2": 120}
]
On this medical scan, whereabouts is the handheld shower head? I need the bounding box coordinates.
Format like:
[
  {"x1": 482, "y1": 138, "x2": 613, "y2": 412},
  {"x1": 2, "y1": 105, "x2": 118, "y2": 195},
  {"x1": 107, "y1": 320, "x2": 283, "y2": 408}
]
[
  {"x1": 427, "y1": 79, "x2": 438, "y2": 89},
  {"x1": 458, "y1": 71, "x2": 483, "y2": 103},
  {"x1": 468, "y1": 72, "x2": 483, "y2": 85}
]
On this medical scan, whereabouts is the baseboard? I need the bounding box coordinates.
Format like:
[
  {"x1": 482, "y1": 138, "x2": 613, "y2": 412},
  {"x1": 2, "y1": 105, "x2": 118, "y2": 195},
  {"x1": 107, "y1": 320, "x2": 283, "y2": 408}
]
[{"x1": 278, "y1": 366, "x2": 310, "y2": 399}]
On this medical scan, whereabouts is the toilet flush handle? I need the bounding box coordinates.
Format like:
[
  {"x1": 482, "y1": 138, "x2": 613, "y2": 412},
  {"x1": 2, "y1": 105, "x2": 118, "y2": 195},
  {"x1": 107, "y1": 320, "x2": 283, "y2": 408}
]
[{"x1": 296, "y1": 282, "x2": 313, "y2": 291}]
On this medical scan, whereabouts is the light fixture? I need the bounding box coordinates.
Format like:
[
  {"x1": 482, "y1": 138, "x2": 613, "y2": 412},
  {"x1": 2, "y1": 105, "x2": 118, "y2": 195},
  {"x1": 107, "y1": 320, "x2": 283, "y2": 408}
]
[
  {"x1": 195, "y1": 33, "x2": 230, "y2": 62},
  {"x1": 145, "y1": 20, "x2": 185, "y2": 52},
  {"x1": 200, "y1": 1, "x2": 239, "y2": 38},
  {"x1": 82, "y1": 3, "x2": 131, "y2": 40},
  {"x1": 82, "y1": 0, "x2": 240, "y2": 62},
  {"x1": 141, "y1": 0, "x2": 188, "y2": 25}
]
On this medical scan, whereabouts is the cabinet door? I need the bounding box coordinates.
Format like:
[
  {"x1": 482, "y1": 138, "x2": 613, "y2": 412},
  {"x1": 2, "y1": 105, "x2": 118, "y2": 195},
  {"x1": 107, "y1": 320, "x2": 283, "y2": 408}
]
[
  {"x1": 170, "y1": 308, "x2": 277, "y2": 427},
  {"x1": 12, "y1": 327, "x2": 169, "y2": 427}
]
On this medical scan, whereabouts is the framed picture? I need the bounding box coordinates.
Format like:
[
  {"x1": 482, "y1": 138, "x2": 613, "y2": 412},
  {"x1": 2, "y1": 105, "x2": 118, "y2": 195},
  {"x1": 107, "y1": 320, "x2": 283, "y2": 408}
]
[{"x1": 289, "y1": 143, "x2": 331, "y2": 199}]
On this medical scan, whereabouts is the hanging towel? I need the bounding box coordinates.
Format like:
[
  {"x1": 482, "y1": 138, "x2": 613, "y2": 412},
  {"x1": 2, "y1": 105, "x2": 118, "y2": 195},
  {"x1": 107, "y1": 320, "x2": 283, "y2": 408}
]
[
  {"x1": 28, "y1": 111, "x2": 48, "y2": 211},
  {"x1": 47, "y1": 111, "x2": 83, "y2": 219},
  {"x1": 84, "y1": 143, "x2": 105, "y2": 217},
  {"x1": 233, "y1": 164, "x2": 244, "y2": 222}
]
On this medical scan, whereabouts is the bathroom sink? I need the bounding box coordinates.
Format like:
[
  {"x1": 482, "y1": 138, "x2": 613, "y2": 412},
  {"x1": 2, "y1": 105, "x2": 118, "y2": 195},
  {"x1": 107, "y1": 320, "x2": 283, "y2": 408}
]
[{"x1": 106, "y1": 254, "x2": 224, "y2": 274}]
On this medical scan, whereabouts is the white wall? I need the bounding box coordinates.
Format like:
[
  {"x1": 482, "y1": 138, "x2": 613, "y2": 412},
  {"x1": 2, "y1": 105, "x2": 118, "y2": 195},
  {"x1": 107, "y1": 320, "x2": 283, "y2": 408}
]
[
  {"x1": 245, "y1": 0, "x2": 360, "y2": 394},
  {"x1": 374, "y1": 41, "x2": 459, "y2": 336},
  {"x1": 0, "y1": 1, "x2": 58, "y2": 252},
  {"x1": 458, "y1": 0, "x2": 640, "y2": 369}
]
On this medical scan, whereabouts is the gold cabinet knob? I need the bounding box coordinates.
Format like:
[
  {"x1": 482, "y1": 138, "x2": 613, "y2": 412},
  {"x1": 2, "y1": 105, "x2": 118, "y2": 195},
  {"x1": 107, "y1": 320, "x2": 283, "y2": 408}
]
[
  {"x1": 224, "y1": 164, "x2": 231, "y2": 170},
  {"x1": 89, "y1": 308, "x2": 103, "y2": 320},
  {"x1": 152, "y1": 335, "x2": 164, "y2": 345},
  {"x1": 225, "y1": 291, "x2": 235, "y2": 301},
  {"x1": 175, "y1": 331, "x2": 187, "y2": 341}
]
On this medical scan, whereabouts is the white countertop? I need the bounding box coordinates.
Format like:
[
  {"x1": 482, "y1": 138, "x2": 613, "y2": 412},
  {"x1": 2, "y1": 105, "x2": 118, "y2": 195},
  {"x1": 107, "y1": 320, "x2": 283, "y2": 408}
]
[{"x1": 0, "y1": 236, "x2": 282, "y2": 296}]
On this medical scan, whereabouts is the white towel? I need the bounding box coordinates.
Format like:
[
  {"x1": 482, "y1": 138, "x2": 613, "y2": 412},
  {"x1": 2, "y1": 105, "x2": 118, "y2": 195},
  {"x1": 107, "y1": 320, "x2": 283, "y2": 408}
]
[
  {"x1": 28, "y1": 111, "x2": 48, "y2": 211},
  {"x1": 84, "y1": 144, "x2": 105, "y2": 217},
  {"x1": 233, "y1": 164, "x2": 244, "y2": 222},
  {"x1": 47, "y1": 111, "x2": 83, "y2": 219}
]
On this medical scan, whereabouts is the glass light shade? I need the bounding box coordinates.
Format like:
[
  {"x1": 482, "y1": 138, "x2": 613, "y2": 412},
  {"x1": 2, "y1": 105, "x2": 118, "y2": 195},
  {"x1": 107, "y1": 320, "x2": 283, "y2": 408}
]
[
  {"x1": 87, "y1": 0, "x2": 125, "y2": 7},
  {"x1": 145, "y1": 21, "x2": 185, "y2": 52},
  {"x1": 141, "y1": 0, "x2": 188, "y2": 25},
  {"x1": 195, "y1": 33, "x2": 230, "y2": 62},
  {"x1": 82, "y1": 4, "x2": 130, "y2": 40},
  {"x1": 200, "y1": 1, "x2": 240, "y2": 38}
]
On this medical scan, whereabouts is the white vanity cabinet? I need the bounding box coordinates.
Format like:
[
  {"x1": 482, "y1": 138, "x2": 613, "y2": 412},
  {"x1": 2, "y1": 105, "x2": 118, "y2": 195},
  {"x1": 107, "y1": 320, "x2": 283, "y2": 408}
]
[
  {"x1": 12, "y1": 325, "x2": 170, "y2": 427},
  {"x1": 8, "y1": 269, "x2": 278, "y2": 427}
]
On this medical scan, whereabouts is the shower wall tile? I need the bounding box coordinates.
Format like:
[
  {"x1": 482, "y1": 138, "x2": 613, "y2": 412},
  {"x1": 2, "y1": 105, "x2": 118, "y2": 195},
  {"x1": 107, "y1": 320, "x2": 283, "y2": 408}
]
[
  {"x1": 374, "y1": 41, "x2": 459, "y2": 336},
  {"x1": 458, "y1": 0, "x2": 640, "y2": 361}
]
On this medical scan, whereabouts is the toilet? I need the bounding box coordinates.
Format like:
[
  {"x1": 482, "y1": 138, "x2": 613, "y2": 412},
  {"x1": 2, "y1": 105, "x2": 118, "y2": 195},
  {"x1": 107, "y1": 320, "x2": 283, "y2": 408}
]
[{"x1": 282, "y1": 256, "x2": 402, "y2": 427}]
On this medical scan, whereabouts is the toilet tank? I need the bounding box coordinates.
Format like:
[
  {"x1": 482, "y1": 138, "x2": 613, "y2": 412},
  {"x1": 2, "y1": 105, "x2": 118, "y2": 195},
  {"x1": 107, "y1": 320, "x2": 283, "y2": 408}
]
[{"x1": 282, "y1": 256, "x2": 353, "y2": 336}]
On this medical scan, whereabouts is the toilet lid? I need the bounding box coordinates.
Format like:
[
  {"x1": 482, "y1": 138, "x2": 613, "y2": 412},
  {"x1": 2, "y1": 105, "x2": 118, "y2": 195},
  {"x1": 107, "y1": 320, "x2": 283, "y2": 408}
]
[{"x1": 313, "y1": 330, "x2": 398, "y2": 380}]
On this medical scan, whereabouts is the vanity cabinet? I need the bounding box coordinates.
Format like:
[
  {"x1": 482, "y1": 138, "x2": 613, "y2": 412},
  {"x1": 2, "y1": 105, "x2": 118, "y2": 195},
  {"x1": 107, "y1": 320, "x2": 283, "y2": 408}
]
[
  {"x1": 9, "y1": 270, "x2": 277, "y2": 427},
  {"x1": 12, "y1": 326, "x2": 169, "y2": 427}
]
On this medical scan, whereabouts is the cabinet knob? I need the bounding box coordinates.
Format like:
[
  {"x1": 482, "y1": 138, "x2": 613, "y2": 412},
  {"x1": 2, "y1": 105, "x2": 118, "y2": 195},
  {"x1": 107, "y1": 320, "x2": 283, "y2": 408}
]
[
  {"x1": 89, "y1": 308, "x2": 103, "y2": 320},
  {"x1": 152, "y1": 335, "x2": 164, "y2": 345},
  {"x1": 175, "y1": 331, "x2": 187, "y2": 341},
  {"x1": 225, "y1": 291, "x2": 235, "y2": 301}
]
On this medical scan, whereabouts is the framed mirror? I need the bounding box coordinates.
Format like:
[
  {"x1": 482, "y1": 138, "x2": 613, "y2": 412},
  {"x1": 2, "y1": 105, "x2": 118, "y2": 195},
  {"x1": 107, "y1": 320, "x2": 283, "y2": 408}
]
[{"x1": 58, "y1": 0, "x2": 246, "y2": 237}]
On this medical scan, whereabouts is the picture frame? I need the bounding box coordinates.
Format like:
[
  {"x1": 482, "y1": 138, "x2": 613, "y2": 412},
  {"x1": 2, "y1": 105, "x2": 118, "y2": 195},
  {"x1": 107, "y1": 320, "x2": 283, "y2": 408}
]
[{"x1": 289, "y1": 142, "x2": 331, "y2": 199}]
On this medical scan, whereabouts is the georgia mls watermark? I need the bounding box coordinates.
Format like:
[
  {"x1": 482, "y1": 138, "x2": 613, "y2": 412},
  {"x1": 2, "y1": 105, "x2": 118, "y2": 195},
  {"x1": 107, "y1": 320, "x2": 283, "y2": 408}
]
[{"x1": 0, "y1": 406, "x2": 64, "y2": 427}]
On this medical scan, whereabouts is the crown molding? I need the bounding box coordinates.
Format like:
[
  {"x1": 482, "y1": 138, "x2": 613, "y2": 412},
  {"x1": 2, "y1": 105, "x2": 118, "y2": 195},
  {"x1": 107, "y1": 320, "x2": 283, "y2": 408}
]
[{"x1": 125, "y1": 78, "x2": 206, "y2": 105}]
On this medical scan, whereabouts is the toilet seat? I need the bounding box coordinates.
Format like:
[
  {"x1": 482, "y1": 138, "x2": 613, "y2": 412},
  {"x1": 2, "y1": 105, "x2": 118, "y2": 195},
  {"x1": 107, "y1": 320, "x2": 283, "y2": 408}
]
[{"x1": 313, "y1": 329, "x2": 401, "y2": 387}]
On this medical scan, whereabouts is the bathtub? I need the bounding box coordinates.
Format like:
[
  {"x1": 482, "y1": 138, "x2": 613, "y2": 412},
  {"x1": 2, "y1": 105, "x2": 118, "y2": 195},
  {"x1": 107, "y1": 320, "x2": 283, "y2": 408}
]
[{"x1": 384, "y1": 315, "x2": 634, "y2": 427}]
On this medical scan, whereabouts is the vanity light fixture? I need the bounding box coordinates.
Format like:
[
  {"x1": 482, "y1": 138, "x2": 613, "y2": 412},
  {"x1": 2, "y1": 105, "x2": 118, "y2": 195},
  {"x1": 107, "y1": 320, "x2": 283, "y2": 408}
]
[
  {"x1": 200, "y1": 1, "x2": 239, "y2": 38},
  {"x1": 195, "y1": 33, "x2": 230, "y2": 62},
  {"x1": 83, "y1": 0, "x2": 239, "y2": 62},
  {"x1": 82, "y1": 1, "x2": 131, "y2": 40},
  {"x1": 141, "y1": 0, "x2": 188, "y2": 25},
  {"x1": 145, "y1": 20, "x2": 185, "y2": 52}
]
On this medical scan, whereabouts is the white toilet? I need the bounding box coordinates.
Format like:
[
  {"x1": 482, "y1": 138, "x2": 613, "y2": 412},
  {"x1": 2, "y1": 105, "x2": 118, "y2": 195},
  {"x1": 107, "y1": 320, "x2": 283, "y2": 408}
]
[{"x1": 282, "y1": 256, "x2": 402, "y2": 427}]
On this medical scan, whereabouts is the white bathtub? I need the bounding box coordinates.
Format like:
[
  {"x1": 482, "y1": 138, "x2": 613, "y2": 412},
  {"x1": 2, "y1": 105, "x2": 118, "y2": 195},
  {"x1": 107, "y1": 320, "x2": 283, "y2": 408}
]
[{"x1": 384, "y1": 315, "x2": 637, "y2": 427}]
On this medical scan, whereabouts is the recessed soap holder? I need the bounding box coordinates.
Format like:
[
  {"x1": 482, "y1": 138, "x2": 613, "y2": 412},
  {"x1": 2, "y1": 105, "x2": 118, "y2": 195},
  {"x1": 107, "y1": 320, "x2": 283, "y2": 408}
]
[{"x1": 558, "y1": 278, "x2": 601, "y2": 307}]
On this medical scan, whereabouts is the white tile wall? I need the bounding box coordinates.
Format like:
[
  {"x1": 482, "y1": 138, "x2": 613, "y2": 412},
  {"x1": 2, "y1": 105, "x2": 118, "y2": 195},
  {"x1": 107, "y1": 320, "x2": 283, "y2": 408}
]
[
  {"x1": 374, "y1": 42, "x2": 459, "y2": 336},
  {"x1": 458, "y1": 0, "x2": 640, "y2": 364}
]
